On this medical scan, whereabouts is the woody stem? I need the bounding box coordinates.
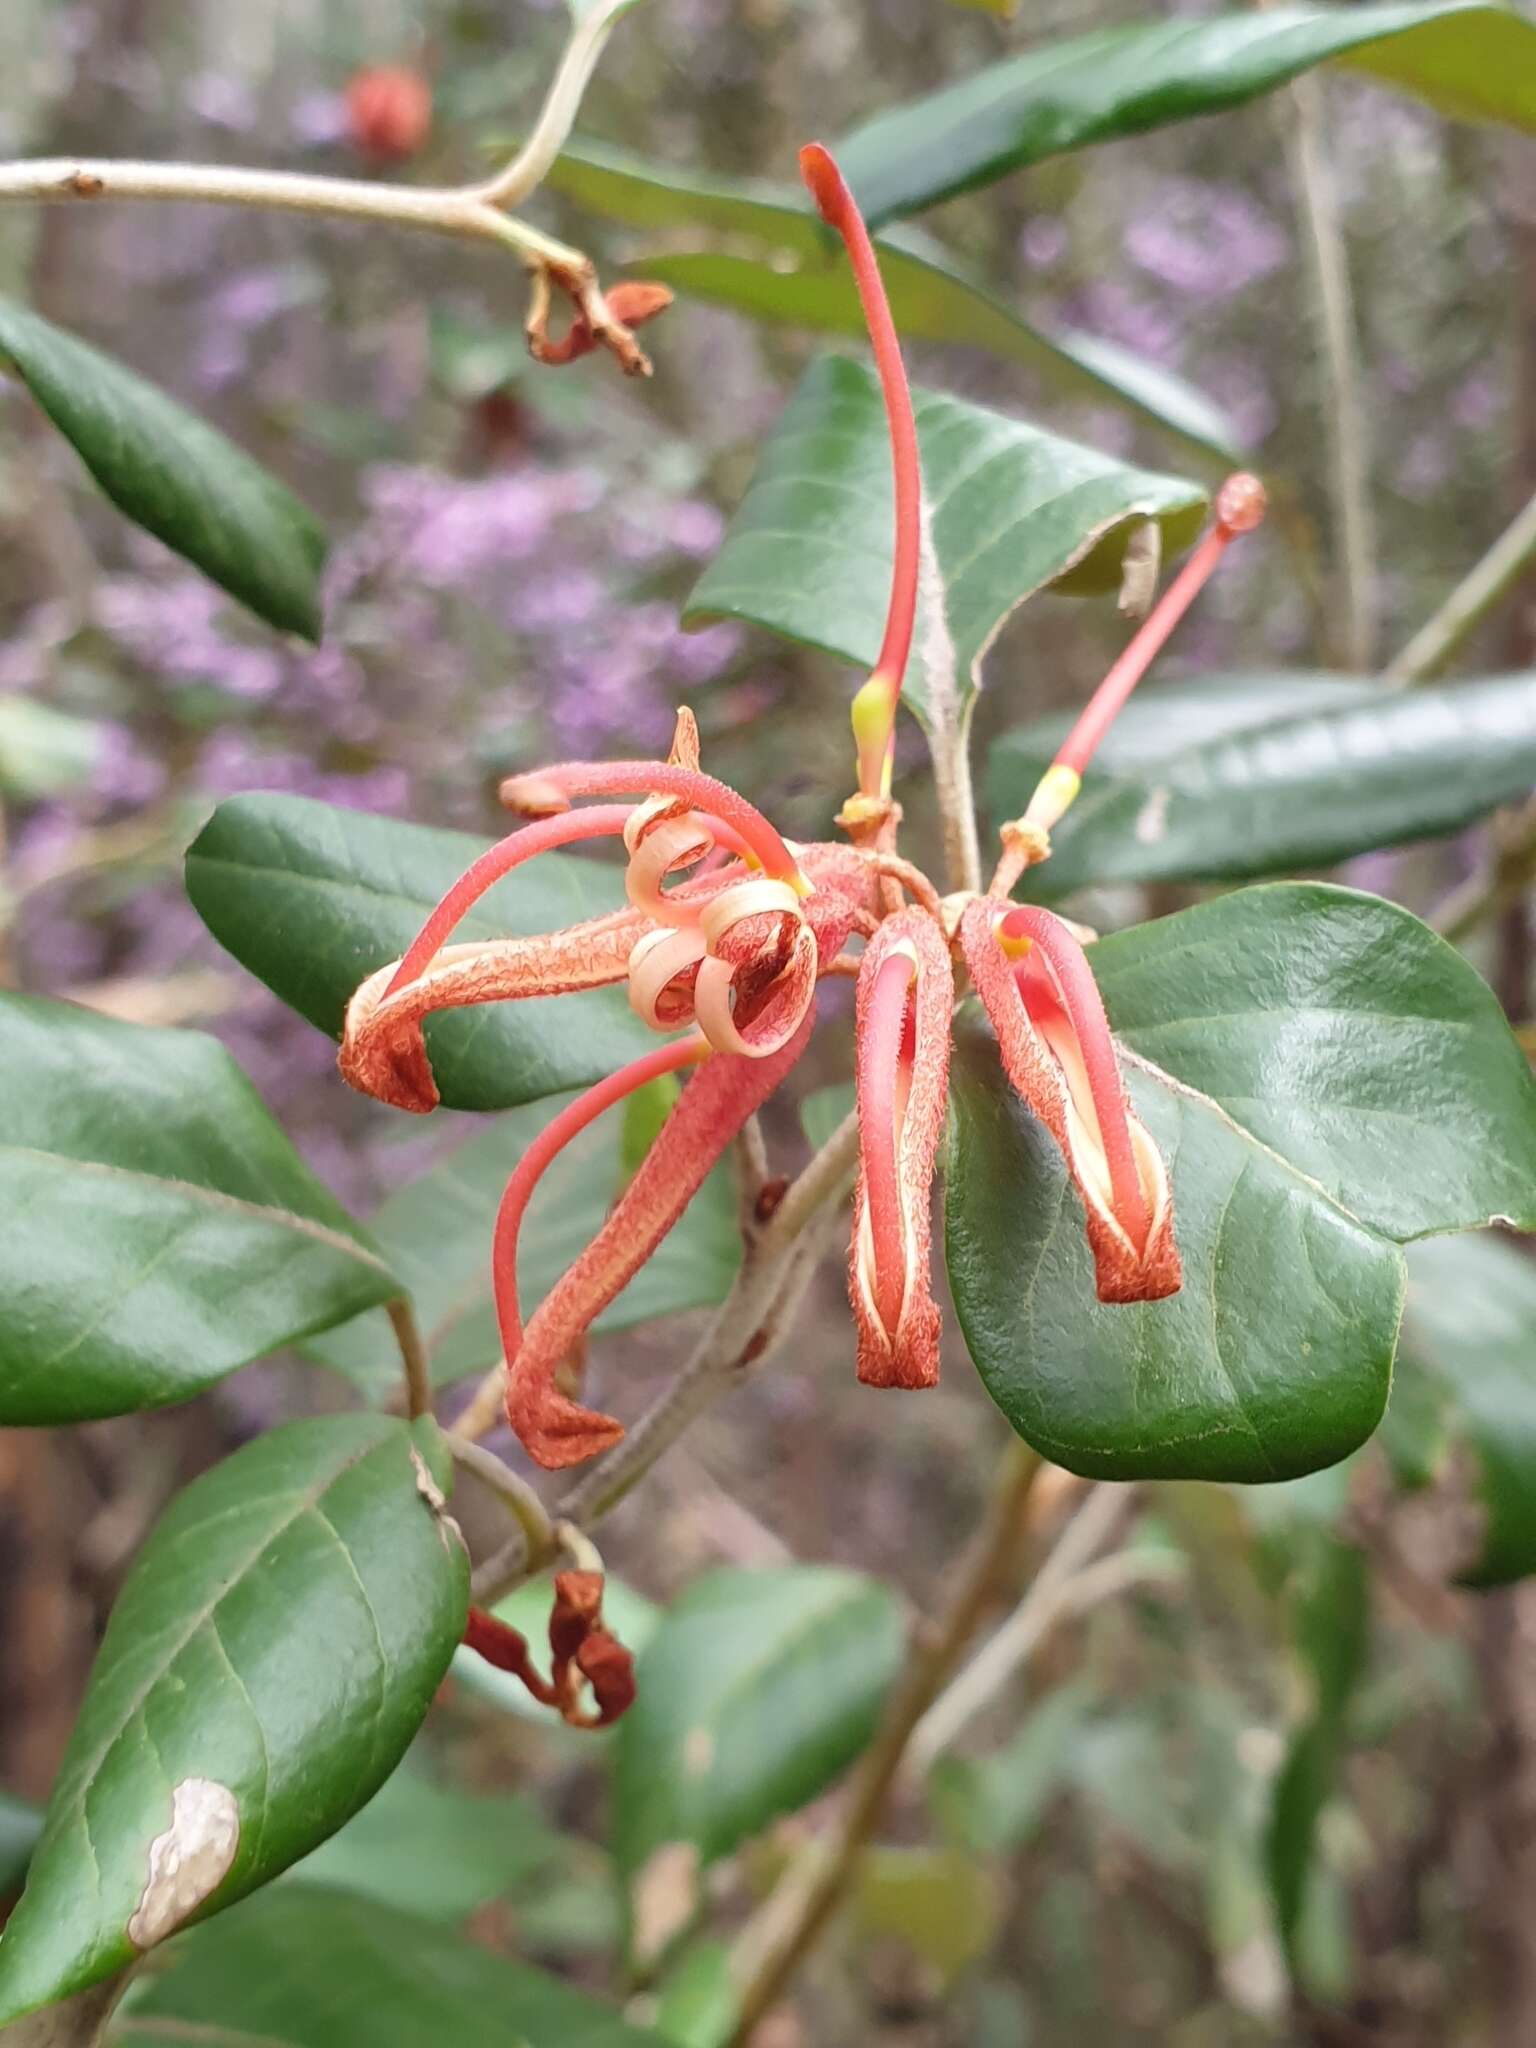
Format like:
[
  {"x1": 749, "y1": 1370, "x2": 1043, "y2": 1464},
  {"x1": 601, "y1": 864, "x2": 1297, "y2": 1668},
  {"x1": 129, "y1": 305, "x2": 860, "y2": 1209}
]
[
  {"x1": 725, "y1": 1439, "x2": 1044, "y2": 2045},
  {"x1": 388, "y1": 1298, "x2": 432, "y2": 1422}
]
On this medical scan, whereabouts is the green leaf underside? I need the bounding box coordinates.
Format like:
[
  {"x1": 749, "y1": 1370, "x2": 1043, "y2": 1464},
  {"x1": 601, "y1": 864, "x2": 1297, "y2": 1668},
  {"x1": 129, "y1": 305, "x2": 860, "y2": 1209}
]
[
  {"x1": 0, "y1": 1416, "x2": 468, "y2": 2023},
  {"x1": 288, "y1": 1764, "x2": 561, "y2": 1921},
  {"x1": 0, "y1": 995, "x2": 397, "y2": 1427},
  {"x1": 835, "y1": 2, "x2": 1536, "y2": 229},
  {"x1": 686, "y1": 355, "x2": 1206, "y2": 728},
  {"x1": 455, "y1": 1572, "x2": 661, "y2": 1725},
  {"x1": 110, "y1": 1886, "x2": 663, "y2": 2048},
  {"x1": 306, "y1": 1096, "x2": 739, "y2": 1397},
  {"x1": 186, "y1": 792, "x2": 660, "y2": 1111},
  {"x1": 541, "y1": 141, "x2": 1240, "y2": 462},
  {"x1": 988, "y1": 670, "x2": 1536, "y2": 894},
  {"x1": 613, "y1": 1568, "x2": 903, "y2": 1894},
  {"x1": 0, "y1": 297, "x2": 326, "y2": 639},
  {"x1": 1401, "y1": 1233, "x2": 1536, "y2": 1587},
  {"x1": 945, "y1": 885, "x2": 1536, "y2": 1482}
]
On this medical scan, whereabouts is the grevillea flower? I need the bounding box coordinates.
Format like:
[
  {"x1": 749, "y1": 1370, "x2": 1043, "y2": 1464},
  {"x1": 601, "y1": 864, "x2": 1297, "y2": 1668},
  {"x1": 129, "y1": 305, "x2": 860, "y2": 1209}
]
[
  {"x1": 463, "y1": 1572, "x2": 635, "y2": 1727},
  {"x1": 338, "y1": 140, "x2": 1265, "y2": 1515}
]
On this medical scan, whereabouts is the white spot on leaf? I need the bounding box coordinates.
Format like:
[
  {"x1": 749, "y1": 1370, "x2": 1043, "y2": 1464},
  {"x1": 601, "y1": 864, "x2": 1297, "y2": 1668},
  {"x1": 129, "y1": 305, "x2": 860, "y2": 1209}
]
[{"x1": 128, "y1": 1777, "x2": 239, "y2": 1950}]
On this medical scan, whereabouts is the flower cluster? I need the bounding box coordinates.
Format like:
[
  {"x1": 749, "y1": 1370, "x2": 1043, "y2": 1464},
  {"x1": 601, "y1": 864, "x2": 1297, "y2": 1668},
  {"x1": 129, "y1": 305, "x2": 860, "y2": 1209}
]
[{"x1": 339, "y1": 144, "x2": 1265, "y2": 1486}]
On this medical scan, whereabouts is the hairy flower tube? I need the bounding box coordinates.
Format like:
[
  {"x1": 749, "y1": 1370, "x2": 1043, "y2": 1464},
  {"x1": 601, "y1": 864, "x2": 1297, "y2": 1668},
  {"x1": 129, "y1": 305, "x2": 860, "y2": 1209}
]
[{"x1": 338, "y1": 137, "x2": 1264, "y2": 1495}]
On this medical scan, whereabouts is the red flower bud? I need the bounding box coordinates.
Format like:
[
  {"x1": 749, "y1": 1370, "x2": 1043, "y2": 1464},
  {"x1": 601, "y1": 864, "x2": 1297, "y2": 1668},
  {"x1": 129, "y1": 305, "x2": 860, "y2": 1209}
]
[{"x1": 345, "y1": 67, "x2": 433, "y2": 164}]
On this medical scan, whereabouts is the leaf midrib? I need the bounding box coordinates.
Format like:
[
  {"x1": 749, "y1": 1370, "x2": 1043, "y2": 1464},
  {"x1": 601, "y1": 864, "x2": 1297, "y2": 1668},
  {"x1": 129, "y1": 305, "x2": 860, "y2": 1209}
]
[{"x1": 1, "y1": 1143, "x2": 390, "y2": 1274}]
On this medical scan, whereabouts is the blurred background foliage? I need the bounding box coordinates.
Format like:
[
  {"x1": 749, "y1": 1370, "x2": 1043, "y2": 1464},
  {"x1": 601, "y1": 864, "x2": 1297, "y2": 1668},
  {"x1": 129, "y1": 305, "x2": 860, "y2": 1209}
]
[{"x1": 1, "y1": 1, "x2": 1535, "y2": 2043}]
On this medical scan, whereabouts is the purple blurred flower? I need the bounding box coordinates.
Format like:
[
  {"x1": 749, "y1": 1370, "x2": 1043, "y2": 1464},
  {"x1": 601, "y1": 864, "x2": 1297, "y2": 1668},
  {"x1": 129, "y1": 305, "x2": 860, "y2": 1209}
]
[{"x1": 1125, "y1": 177, "x2": 1287, "y2": 300}]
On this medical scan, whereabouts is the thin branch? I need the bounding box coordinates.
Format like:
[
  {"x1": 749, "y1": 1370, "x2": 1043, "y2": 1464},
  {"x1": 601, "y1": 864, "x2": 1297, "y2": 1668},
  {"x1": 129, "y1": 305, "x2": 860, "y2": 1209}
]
[
  {"x1": 1432, "y1": 797, "x2": 1536, "y2": 944},
  {"x1": 466, "y1": 1113, "x2": 862, "y2": 1607},
  {"x1": 448, "y1": 1432, "x2": 556, "y2": 1580},
  {"x1": 473, "y1": 0, "x2": 634, "y2": 209},
  {"x1": 0, "y1": 2, "x2": 654, "y2": 370},
  {"x1": 388, "y1": 1297, "x2": 432, "y2": 1422},
  {"x1": 724, "y1": 1440, "x2": 1043, "y2": 2045},
  {"x1": 1277, "y1": 68, "x2": 1378, "y2": 671},
  {"x1": 0, "y1": 156, "x2": 572, "y2": 267},
  {"x1": 1384, "y1": 486, "x2": 1536, "y2": 684},
  {"x1": 904, "y1": 1481, "x2": 1134, "y2": 1775}
]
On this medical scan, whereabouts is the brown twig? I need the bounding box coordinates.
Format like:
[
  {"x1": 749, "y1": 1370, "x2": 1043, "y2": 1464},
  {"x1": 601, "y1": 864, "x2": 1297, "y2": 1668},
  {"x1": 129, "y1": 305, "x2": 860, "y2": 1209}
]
[{"x1": 724, "y1": 1439, "x2": 1043, "y2": 2043}]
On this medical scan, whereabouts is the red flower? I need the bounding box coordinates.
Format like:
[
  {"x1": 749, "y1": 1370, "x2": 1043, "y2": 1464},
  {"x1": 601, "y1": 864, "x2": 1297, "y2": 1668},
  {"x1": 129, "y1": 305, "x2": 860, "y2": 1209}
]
[{"x1": 339, "y1": 143, "x2": 1265, "y2": 1478}]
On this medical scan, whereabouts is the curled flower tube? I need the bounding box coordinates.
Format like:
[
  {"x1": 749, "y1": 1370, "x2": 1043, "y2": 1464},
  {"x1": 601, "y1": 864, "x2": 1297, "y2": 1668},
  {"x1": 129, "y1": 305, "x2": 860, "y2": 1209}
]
[
  {"x1": 340, "y1": 715, "x2": 860, "y2": 1117},
  {"x1": 851, "y1": 909, "x2": 954, "y2": 1389},
  {"x1": 338, "y1": 705, "x2": 880, "y2": 1467},
  {"x1": 496, "y1": 1021, "x2": 818, "y2": 1467},
  {"x1": 800, "y1": 142, "x2": 922, "y2": 807},
  {"x1": 958, "y1": 899, "x2": 1180, "y2": 1305}
]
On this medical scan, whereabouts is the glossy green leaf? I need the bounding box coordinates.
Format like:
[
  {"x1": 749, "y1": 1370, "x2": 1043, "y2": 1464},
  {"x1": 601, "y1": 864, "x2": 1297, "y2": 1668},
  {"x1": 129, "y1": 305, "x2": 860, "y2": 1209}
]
[
  {"x1": 544, "y1": 142, "x2": 1240, "y2": 462},
  {"x1": 0, "y1": 297, "x2": 326, "y2": 639},
  {"x1": 835, "y1": 3, "x2": 1536, "y2": 229},
  {"x1": 289, "y1": 1763, "x2": 560, "y2": 1921},
  {"x1": 0, "y1": 994, "x2": 397, "y2": 1426},
  {"x1": 613, "y1": 1567, "x2": 903, "y2": 1955},
  {"x1": 988, "y1": 671, "x2": 1536, "y2": 895},
  {"x1": 946, "y1": 885, "x2": 1536, "y2": 1481},
  {"x1": 0, "y1": 1796, "x2": 41, "y2": 1897},
  {"x1": 687, "y1": 355, "x2": 1205, "y2": 730},
  {"x1": 0, "y1": 697, "x2": 106, "y2": 798},
  {"x1": 108, "y1": 1886, "x2": 664, "y2": 2048},
  {"x1": 306, "y1": 1094, "x2": 739, "y2": 1397},
  {"x1": 456, "y1": 1572, "x2": 661, "y2": 1725},
  {"x1": 1401, "y1": 1233, "x2": 1536, "y2": 1587},
  {"x1": 0, "y1": 1416, "x2": 468, "y2": 2023},
  {"x1": 186, "y1": 793, "x2": 657, "y2": 1110}
]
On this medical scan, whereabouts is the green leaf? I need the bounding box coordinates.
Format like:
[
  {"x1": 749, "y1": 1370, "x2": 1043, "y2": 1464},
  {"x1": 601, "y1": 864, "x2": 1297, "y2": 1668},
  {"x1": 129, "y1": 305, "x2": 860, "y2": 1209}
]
[
  {"x1": 544, "y1": 142, "x2": 1241, "y2": 463},
  {"x1": 0, "y1": 1416, "x2": 468, "y2": 2023},
  {"x1": 0, "y1": 1796, "x2": 42, "y2": 1897},
  {"x1": 654, "y1": 1943, "x2": 737, "y2": 2048},
  {"x1": 305, "y1": 1095, "x2": 739, "y2": 1397},
  {"x1": 0, "y1": 697, "x2": 106, "y2": 798},
  {"x1": 456, "y1": 1572, "x2": 661, "y2": 1725},
  {"x1": 686, "y1": 355, "x2": 1205, "y2": 731},
  {"x1": 945, "y1": 885, "x2": 1536, "y2": 1482},
  {"x1": 185, "y1": 793, "x2": 658, "y2": 1110},
  {"x1": 987, "y1": 671, "x2": 1536, "y2": 895},
  {"x1": 1401, "y1": 1233, "x2": 1536, "y2": 1587},
  {"x1": 800, "y1": 1082, "x2": 855, "y2": 1153},
  {"x1": 1266, "y1": 1536, "x2": 1369, "y2": 1955},
  {"x1": 108, "y1": 1886, "x2": 665, "y2": 2048},
  {"x1": 0, "y1": 994, "x2": 397, "y2": 1426},
  {"x1": 612, "y1": 1566, "x2": 903, "y2": 1958},
  {"x1": 0, "y1": 297, "x2": 326, "y2": 639},
  {"x1": 835, "y1": 2, "x2": 1536, "y2": 230},
  {"x1": 288, "y1": 1763, "x2": 560, "y2": 1921},
  {"x1": 851, "y1": 1847, "x2": 1003, "y2": 1982}
]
